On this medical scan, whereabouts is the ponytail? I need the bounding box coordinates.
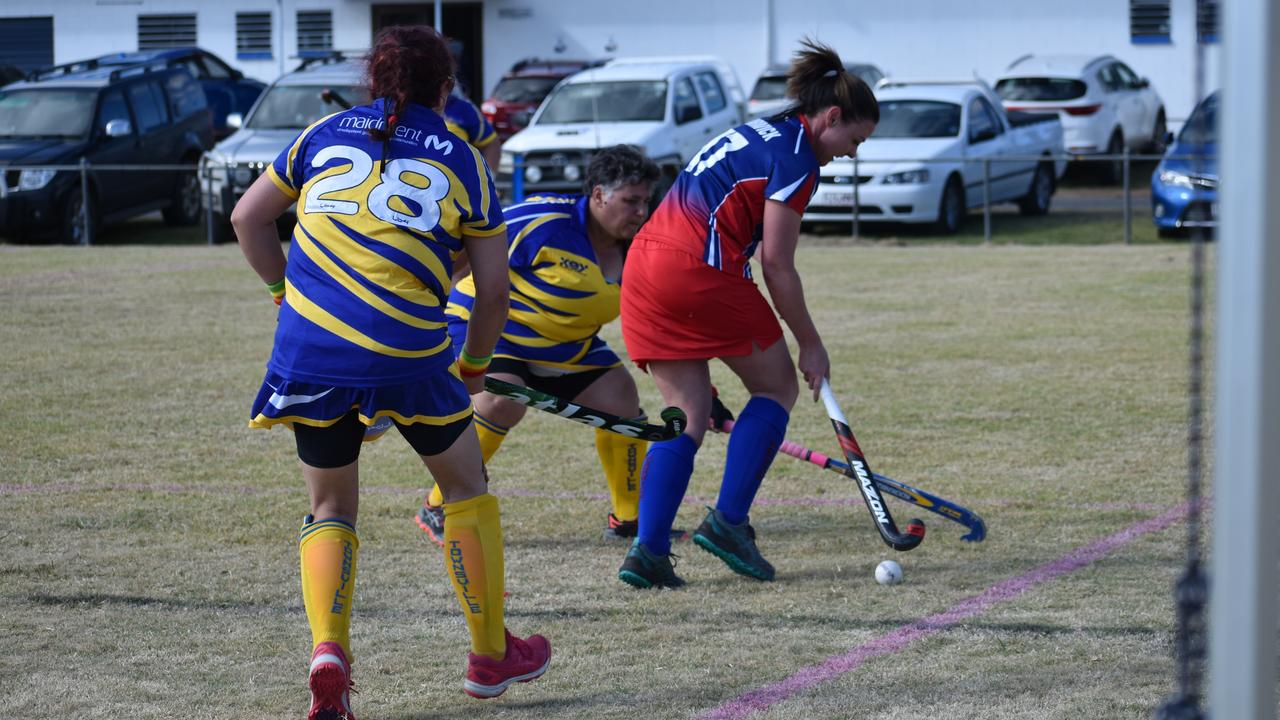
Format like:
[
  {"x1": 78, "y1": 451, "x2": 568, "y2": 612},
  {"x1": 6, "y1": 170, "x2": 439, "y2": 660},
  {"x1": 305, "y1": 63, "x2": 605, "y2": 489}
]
[{"x1": 786, "y1": 38, "x2": 879, "y2": 124}]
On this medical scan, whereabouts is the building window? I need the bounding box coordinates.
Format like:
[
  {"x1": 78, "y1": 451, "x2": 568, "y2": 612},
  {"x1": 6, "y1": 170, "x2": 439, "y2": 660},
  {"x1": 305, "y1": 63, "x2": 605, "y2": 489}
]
[
  {"x1": 297, "y1": 10, "x2": 333, "y2": 58},
  {"x1": 138, "y1": 14, "x2": 197, "y2": 50},
  {"x1": 236, "y1": 12, "x2": 272, "y2": 60},
  {"x1": 1197, "y1": 0, "x2": 1220, "y2": 43},
  {"x1": 1129, "y1": 0, "x2": 1171, "y2": 44}
]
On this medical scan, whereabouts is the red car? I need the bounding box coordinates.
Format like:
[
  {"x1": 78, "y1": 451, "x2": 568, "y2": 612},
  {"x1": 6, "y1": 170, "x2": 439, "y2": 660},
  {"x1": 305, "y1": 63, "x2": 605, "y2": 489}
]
[{"x1": 481, "y1": 58, "x2": 604, "y2": 141}]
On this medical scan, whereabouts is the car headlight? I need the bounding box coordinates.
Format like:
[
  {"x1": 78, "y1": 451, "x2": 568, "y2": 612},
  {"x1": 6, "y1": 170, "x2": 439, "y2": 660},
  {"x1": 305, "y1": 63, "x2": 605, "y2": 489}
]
[
  {"x1": 498, "y1": 151, "x2": 513, "y2": 174},
  {"x1": 882, "y1": 169, "x2": 929, "y2": 185},
  {"x1": 18, "y1": 168, "x2": 57, "y2": 191},
  {"x1": 1158, "y1": 169, "x2": 1194, "y2": 189},
  {"x1": 233, "y1": 165, "x2": 255, "y2": 187},
  {"x1": 525, "y1": 164, "x2": 543, "y2": 183},
  {"x1": 562, "y1": 164, "x2": 581, "y2": 183}
]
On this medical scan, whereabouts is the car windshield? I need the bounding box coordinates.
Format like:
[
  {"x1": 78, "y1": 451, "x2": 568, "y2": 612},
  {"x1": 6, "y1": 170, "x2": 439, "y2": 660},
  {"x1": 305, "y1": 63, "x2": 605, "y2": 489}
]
[
  {"x1": 536, "y1": 81, "x2": 667, "y2": 123},
  {"x1": 1178, "y1": 93, "x2": 1218, "y2": 145},
  {"x1": 750, "y1": 76, "x2": 787, "y2": 102},
  {"x1": 995, "y1": 77, "x2": 1087, "y2": 101},
  {"x1": 0, "y1": 89, "x2": 96, "y2": 138},
  {"x1": 874, "y1": 100, "x2": 961, "y2": 138},
  {"x1": 247, "y1": 84, "x2": 370, "y2": 129},
  {"x1": 492, "y1": 77, "x2": 560, "y2": 104}
]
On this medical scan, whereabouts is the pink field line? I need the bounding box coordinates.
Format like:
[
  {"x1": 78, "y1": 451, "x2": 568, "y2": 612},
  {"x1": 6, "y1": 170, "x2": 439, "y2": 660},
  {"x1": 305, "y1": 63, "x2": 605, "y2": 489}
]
[
  {"x1": 695, "y1": 500, "x2": 1193, "y2": 720},
  {"x1": 0, "y1": 481, "x2": 1165, "y2": 513}
]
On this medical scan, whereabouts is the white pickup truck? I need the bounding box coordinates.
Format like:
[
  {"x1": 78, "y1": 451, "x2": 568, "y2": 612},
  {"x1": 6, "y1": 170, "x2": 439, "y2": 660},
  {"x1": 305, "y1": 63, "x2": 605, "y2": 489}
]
[
  {"x1": 497, "y1": 56, "x2": 745, "y2": 200},
  {"x1": 805, "y1": 79, "x2": 1067, "y2": 233}
]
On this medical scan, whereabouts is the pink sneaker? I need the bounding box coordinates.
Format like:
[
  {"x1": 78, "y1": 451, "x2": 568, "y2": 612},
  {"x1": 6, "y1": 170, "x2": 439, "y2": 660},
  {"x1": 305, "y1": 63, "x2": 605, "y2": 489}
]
[
  {"x1": 308, "y1": 641, "x2": 355, "y2": 720},
  {"x1": 463, "y1": 629, "x2": 552, "y2": 699}
]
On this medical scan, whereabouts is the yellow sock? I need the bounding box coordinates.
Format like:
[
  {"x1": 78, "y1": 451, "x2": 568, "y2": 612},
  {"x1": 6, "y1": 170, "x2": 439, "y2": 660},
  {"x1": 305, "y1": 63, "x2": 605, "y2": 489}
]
[
  {"x1": 442, "y1": 493, "x2": 506, "y2": 659},
  {"x1": 595, "y1": 429, "x2": 647, "y2": 522},
  {"x1": 299, "y1": 517, "x2": 359, "y2": 661},
  {"x1": 427, "y1": 414, "x2": 507, "y2": 508}
]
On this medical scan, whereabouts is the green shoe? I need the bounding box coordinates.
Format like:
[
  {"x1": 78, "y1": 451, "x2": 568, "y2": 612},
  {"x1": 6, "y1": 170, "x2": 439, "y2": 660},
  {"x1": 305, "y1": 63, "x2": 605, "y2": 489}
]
[
  {"x1": 618, "y1": 540, "x2": 686, "y2": 589},
  {"x1": 691, "y1": 506, "x2": 775, "y2": 581}
]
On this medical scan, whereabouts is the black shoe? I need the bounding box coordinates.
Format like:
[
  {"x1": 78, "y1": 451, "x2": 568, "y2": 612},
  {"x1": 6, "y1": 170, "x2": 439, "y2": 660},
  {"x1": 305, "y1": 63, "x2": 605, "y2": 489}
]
[
  {"x1": 602, "y1": 513, "x2": 689, "y2": 542},
  {"x1": 618, "y1": 540, "x2": 686, "y2": 589},
  {"x1": 691, "y1": 506, "x2": 775, "y2": 581}
]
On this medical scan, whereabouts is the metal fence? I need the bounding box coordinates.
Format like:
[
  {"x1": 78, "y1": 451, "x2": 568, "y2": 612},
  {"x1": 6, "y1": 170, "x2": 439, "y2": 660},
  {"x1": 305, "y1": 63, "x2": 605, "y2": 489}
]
[
  {"x1": 0, "y1": 151, "x2": 1216, "y2": 246},
  {"x1": 503, "y1": 150, "x2": 1218, "y2": 244}
]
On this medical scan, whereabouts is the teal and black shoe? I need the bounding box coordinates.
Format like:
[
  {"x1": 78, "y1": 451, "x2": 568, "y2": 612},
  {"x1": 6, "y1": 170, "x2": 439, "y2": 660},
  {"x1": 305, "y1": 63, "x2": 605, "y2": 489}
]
[
  {"x1": 691, "y1": 506, "x2": 775, "y2": 581},
  {"x1": 618, "y1": 539, "x2": 686, "y2": 589}
]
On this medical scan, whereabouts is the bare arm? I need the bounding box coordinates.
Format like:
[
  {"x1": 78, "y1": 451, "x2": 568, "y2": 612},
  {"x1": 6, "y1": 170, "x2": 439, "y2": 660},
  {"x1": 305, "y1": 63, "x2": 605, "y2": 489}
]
[
  {"x1": 231, "y1": 173, "x2": 296, "y2": 286},
  {"x1": 481, "y1": 138, "x2": 502, "y2": 174},
  {"x1": 459, "y1": 230, "x2": 510, "y2": 394},
  {"x1": 758, "y1": 198, "x2": 828, "y2": 400}
]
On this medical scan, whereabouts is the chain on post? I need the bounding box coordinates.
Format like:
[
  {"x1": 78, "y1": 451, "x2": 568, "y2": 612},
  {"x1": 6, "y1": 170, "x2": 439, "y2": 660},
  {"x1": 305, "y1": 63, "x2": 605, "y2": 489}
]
[{"x1": 1154, "y1": 1, "x2": 1211, "y2": 717}]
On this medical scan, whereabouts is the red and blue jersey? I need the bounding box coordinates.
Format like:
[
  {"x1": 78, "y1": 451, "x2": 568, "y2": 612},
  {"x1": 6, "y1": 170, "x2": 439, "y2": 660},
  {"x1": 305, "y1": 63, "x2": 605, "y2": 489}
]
[{"x1": 638, "y1": 114, "x2": 818, "y2": 278}]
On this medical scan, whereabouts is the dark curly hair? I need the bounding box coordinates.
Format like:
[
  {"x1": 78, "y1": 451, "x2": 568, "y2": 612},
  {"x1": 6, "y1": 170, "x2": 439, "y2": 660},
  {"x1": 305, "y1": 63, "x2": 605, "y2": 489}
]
[
  {"x1": 583, "y1": 145, "x2": 661, "y2": 196},
  {"x1": 363, "y1": 25, "x2": 455, "y2": 143},
  {"x1": 786, "y1": 38, "x2": 879, "y2": 125}
]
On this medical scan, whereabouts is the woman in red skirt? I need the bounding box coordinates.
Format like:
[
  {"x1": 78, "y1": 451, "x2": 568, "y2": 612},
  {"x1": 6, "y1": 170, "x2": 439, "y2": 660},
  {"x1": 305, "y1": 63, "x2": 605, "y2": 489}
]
[{"x1": 617, "y1": 39, "x2": 879, "y2": 588}]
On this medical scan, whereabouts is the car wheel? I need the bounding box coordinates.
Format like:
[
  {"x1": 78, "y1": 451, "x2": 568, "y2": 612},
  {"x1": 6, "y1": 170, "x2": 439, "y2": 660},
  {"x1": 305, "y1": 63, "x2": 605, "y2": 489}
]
[
  {"x1": 210, "y1": 212, "x2": 236, "y2": 244},
  {"x1": 1150, "y1": 110, "x2": 1168, "y2": 153},
  {"x1": 163, "y1": 167, "x2": 203, "y2": 226},
  {"x1": 1101, "y1": 130, "x2": 1125, "y2": 184},
  {"x1": 933, "y1": 176, "x2": 965, "y2": 234},
  {"x1": 1017, "y1": 162, "x2": 1054, "y2": 216},
  {"x1": 60, "y1": 189, "x2": 97, "y2": 245}
]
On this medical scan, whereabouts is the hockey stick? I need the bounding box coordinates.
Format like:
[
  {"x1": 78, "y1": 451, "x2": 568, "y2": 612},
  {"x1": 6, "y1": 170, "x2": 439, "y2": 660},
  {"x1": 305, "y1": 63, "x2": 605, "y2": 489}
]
[
  {"x1": 711, "y1": 415, "x2": 985, "y2": 542},
  {"x1": 483, "y1": 377, "x2": 686, "y2": 441},
  {"x1": 819, "y1": 379, "x2": 926, "y2": 551}
]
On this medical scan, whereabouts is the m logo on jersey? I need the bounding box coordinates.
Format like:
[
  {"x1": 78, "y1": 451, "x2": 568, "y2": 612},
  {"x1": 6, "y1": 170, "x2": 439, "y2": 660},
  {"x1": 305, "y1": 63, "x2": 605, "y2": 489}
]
[{"x1": 559, "y1": 257, "x2": 588, "y2": 273}]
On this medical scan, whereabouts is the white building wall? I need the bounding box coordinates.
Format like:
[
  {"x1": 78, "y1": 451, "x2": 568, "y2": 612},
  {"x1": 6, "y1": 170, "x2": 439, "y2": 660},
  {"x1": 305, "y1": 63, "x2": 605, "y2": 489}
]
[{"x1": 3, "y1": 0, "x2": 1219, "y2": 121}]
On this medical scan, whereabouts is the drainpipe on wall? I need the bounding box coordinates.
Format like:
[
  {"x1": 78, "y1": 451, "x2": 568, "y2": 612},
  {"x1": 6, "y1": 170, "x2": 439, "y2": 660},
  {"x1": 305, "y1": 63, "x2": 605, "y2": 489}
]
[
  {"x1": 277, "y1": 0, "x2": 285, "y2": 79},
  {"x1": 765, "y1": 0, "x2": 775, "y2": 67}
]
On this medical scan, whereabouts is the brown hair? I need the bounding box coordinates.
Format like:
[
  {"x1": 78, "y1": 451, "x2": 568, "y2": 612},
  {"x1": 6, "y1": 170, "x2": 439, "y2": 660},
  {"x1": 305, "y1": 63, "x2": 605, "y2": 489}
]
[
  {"x1": 786, "y1": 38, "x2": 879, "y2": 125},
  {"x1": 363, "y1": 25, "x2": 456, "y2": 142}
]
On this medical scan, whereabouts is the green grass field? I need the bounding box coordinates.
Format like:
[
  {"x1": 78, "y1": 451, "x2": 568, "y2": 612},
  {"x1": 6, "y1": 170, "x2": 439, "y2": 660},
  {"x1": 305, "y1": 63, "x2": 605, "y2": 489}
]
[{"x1": 0, "y1": 240, "x2": 1217, "y2": 719}]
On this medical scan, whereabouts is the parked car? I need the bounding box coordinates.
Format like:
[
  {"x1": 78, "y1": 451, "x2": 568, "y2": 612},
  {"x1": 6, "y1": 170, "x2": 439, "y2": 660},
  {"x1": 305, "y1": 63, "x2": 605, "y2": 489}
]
[
  {"x1": 481, "y1": 58, "x2": 604, "y2": 141},
  {"x1": 0, "y1": 60, "x2": 213, "y2": 243},
  {"x1": 805, "y1": 79, "x2": 1066, "y2": 234},
  {"x1": 995, "y1": 54, "x2": 1165, "y2": 181},
  {"x1": 497, "y1": 55, "x2": 746, "y2": 200},
  {"x1": 73, "y1": 48, "x2": 265, "y2": 140},
  {"x1": 202, "y1": 56, "x2": 369, "y2": 243},
  {"x1": 747, "y1": 61, "x2": 884, "y2": 119},
  {"x1": 1152, "y1": 90, "x2": 1218, "y2": 238}
]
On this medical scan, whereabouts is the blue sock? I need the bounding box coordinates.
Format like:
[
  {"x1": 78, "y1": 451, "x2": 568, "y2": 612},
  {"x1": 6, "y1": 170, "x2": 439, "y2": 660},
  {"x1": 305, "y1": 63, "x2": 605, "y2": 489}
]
[
  {"x1": 717, "y1": 396, "x2": 789, "y2": 525},
  {"x1": 637, "y1": 434, "x2": 698, "y2": 555}
]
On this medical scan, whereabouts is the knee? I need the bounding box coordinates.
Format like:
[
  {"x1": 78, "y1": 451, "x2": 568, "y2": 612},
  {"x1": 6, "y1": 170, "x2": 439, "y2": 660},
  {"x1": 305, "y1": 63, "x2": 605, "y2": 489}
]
[{"x1": 476, "y1": 394, "x2": 525, "y2": 427}]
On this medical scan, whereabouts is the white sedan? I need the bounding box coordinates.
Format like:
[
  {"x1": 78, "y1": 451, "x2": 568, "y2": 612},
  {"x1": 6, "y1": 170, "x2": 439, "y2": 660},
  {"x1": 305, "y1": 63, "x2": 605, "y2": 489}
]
[{"x1": 804, "y1": 81, "x2": 1067, "y2": 234}]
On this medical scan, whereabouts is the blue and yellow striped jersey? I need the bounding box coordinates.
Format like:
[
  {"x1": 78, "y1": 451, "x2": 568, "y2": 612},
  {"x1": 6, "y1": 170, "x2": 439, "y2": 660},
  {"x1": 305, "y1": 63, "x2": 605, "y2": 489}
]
[
  {"x1": 266, "y1": 97, "x2": 506, "y2": 385},
  {"x1": 447, "y1": 194, "x2": 621, "y2": 370},
  {"x1": 444, "y1": 94, "x2": 497, "y2": 149}
]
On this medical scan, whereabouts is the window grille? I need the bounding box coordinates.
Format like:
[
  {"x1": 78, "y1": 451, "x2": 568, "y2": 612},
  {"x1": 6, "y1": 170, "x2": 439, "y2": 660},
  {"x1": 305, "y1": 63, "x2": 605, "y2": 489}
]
[
  {"x1": 237, "y1": 12, "x2": 272, "y2": 60},
  {"x1": 138, "y1": 14, "x2": 196, "y2": 50}
]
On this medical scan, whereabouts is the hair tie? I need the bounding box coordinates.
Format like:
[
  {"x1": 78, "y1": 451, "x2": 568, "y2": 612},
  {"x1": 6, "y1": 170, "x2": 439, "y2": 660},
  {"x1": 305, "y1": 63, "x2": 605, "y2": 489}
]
[
  {"x1": 823, "y1": 68, "x2": 839, "y2": 78},
  {"x1": 387, "y1": 114, "x2": 398, "y2": 126}
]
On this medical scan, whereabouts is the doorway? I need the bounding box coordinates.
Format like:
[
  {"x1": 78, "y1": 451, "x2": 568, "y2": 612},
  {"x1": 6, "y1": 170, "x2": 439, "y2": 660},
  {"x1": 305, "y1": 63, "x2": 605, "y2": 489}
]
[{"x1": 370, "y1": 3, "x2": 485, "y2": 101}]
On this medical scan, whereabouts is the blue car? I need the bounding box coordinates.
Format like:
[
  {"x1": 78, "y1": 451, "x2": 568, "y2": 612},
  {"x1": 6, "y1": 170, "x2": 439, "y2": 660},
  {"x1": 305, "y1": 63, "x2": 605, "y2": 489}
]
[
  {"x1": 86, "y1": 48, "x2": 265, "y2": 139},
  {"x1": 1151, "y1": 91, "x2": 1217, "y2": 238}
]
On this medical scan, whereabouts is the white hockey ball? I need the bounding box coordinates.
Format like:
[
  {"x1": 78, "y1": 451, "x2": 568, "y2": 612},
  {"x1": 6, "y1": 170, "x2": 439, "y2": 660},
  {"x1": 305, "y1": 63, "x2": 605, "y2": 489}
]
[{"x1": 875, "y1": 560, "x2": 903, "y2": 585}]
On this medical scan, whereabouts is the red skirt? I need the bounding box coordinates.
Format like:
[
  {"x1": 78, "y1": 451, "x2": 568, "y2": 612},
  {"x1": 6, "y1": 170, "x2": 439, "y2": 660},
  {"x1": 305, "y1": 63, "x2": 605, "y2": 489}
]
[{"x1": 620, "y1": 236, "x2": 782, "y2": 369}]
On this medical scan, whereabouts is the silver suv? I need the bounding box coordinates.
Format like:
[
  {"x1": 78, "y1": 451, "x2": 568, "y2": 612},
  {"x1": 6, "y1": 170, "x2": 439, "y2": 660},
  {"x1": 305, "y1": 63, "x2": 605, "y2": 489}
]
[{"x1": 201, "y1": 57, "x2": 368, "y2": 242}]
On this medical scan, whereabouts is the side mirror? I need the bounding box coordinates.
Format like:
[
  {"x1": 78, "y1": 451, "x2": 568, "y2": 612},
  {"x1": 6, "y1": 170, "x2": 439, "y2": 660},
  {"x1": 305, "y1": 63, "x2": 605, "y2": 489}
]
[
  {"x1": 1163, "y1": 130, "x2": 1175, "y2": 146},
  {"x1": 1138, "y1": 77, "x2": 1150, "y2": 89},
  {"x1": 225, "y1": 113, "x2": 243, "y2": 130},
  {"x1": 970, "y1": 128, "x2": 997, "y2": 144},
  {"x1": 104, "y1": 118, "x2": 132, "y2": 138}
]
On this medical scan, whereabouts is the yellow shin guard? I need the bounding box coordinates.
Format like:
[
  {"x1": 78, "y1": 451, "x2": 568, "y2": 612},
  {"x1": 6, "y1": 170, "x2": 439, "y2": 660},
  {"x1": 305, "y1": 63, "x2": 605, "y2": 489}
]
[
  {"x1": 442, "y1": 493, "x2": 507, "y2": 659},
  {"x1": 595, "y1": 429, "x2": 647, "y2": 522},
  {"x1": 299, "y1": 517, "x2": 359, "y2": 661},
  {"x1": 427, "y1": 415, "x2": 507, "y2": 508}
]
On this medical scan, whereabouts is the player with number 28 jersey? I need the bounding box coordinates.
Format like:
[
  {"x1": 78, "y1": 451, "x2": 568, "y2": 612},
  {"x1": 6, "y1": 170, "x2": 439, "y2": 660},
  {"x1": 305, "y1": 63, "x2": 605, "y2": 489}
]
[{"x1": 257, "y1": 96, "x2": 503, "y2": 395}]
